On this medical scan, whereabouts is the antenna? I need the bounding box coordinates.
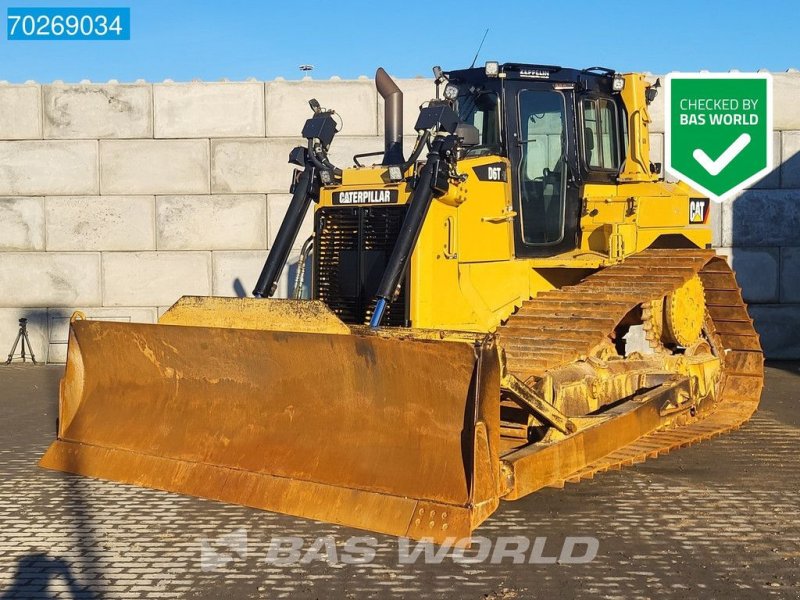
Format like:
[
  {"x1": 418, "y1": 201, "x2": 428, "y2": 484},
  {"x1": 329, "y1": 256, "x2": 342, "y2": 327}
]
[{"x1": 469, "y1": 29, "x2": 489, "y2": 69}]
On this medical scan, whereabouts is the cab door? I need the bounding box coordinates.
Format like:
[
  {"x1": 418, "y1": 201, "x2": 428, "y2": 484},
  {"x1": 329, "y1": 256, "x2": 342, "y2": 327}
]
[{"x1": 505, "y1": 81, "x2": 582, "y2": 257}]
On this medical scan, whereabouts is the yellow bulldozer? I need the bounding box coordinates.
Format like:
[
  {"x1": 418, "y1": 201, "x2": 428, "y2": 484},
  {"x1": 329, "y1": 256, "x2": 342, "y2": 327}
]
[{"x1": 41, "y1": 62, "x2": 763, "y2": 544}]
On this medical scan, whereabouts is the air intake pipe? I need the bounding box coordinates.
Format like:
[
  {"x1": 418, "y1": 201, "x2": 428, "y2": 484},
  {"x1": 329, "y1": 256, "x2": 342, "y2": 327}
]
[{"x1": 375, "y1": 67, "x2": 404, "y2": 165}]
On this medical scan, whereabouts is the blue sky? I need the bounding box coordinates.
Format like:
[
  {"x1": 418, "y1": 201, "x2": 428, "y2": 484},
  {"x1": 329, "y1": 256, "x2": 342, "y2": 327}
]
[{"x1": 0, "y1": 0, "x2": 798, "y2": 82}]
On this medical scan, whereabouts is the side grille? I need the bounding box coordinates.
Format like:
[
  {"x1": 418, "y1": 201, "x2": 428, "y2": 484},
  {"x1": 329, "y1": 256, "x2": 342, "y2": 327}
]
[{"x1": 314, "y1": 205, "x2": 409, "y2": 327}]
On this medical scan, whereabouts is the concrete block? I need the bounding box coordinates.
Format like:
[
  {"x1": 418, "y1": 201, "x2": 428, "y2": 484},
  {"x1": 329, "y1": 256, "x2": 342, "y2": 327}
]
[
  {"x1": 0, "y1": 141, "x2": 98, "y2": 195},
  {"x1": 154, "y1": 82, "x2": 265, "y2": 138},
  {"x1": 212, "y1": 250, "x2": 307, "y2": 299},
  {"x1": 45, "y1": 196, "x2": 155, "y2": 251},
  {"x1": 0, "y1": 197, "x2": 45, "y2": 251},
  {"x1": 721, "y1": 189, "x2": 800, "y2": 247},
  {"x1": 772, "y1": 73, "x2": 800, "y2": 131},
  {"x1": 715, "y1": 247, "x2": 780, "y2": 303},
  {"x1": 156, "y1": 194, "x2": 267, "y2": 250},
  {"x1": 750, "y1": 131, "x2": 781, "y2": 189},
  {"x1": 268, "y1": 193, "x2": 313, "y2": 250},
  {"x1": 46, "y1": 306, "x2": 157, "y2": 363},
  {"x1": 211, "y1": 250, "x2": 266, "y2": 297},
  {"x1": 100, "y1": 140, "x2": 209, "y2": 195},
  {"x1": 211, "y1": 138, "x2": 296, "y2": 193},
  {"x1": 0, "y1": 253, "x2": 101, "y2": 307},
  {"x1": 0, "y1": 308, "x2": 48, "y2": 363},
  {"x1": 0, "y1": 85, "x2": 42, "y2": 139},
  {"x1": 748, "y1": 304, "x2": 800, "y2": 360},
  {"x1": 211, "y1": 136, "x2": 385, "y2": 194},
  {"x1": 780, "y1": 131, "x2": 800, "y2": 188},
  {"x1": 265, "y1": 80, "x2": 377, "y2": 137},
  {"x1": 43, "y1": 84, "x2": 152, "y2": 139},
  {"x1": 102, "y1": 251, "x2": 211, "y2": 307},
  {"x1": 327, "y1": 135, "x2": 386, "y2": 169},
  {"x1": 780, "y1": 247, "x2": 800, "y2": 303}
]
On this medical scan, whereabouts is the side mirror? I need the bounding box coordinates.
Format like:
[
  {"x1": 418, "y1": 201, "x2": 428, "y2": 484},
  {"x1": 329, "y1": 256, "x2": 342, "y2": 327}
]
[{"x1": 645, "y1": 78, "x2": 661, "y2": 104}]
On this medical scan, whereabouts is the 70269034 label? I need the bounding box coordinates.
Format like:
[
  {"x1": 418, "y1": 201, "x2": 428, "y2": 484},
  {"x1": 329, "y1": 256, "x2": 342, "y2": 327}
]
[{"x1": 7, "y1": 7, "x2": 130, "y2": 41}]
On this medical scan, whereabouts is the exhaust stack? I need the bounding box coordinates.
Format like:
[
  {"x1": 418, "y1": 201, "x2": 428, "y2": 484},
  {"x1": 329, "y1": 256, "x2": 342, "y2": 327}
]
[{"x1": 375, "y1": 67, "x2": 404, "y2": 165}]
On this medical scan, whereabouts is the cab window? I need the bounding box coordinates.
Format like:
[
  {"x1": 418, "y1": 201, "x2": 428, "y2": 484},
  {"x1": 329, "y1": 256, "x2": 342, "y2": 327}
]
[
  {"x1": 582, "y1": 98, "x2": 620, "y2": 170},
  {"x1": 455, "y1": 90, "x2": 501, "y2": 154},
  {"x1": 518, "y1": 89, "x2": 567, "y2": 245}
]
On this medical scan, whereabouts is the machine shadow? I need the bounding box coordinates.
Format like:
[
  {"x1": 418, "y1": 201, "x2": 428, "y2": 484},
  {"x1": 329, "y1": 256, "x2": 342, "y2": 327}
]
[{"x1": 0, "y1": 553, "x2": 99, "y2": 599}]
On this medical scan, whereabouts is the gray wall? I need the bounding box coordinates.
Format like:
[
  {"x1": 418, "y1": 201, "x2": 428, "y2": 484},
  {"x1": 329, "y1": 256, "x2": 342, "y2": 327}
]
[{"x1": 0, "y1": 73, "x2": 798, "y2": 362}]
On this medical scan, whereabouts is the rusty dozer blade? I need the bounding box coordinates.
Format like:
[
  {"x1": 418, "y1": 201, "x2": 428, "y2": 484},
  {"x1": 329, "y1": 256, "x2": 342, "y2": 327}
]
[{"x1": 40, "y1": 298, "x2": 502, "y2": 544}]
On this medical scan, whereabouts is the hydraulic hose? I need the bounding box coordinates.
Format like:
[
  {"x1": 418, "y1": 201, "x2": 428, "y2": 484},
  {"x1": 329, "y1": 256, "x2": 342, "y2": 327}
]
[
  {"x1": 401, "y1": 130, "x2": 430, "y2": 173},
  {"x1": 292, "y1": 236, "x2": 314, "y2": 299}
]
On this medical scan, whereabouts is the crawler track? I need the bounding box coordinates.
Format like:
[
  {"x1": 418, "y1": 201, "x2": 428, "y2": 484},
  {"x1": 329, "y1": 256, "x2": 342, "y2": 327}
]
[{"x1": 497, "y1": 248, "x2": 764, "y2": 486}]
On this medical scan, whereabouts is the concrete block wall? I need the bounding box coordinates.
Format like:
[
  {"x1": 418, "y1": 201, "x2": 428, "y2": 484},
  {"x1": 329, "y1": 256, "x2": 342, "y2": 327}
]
[{"x1": 0, "y1": 72, "x2": 798, "y2": 362}]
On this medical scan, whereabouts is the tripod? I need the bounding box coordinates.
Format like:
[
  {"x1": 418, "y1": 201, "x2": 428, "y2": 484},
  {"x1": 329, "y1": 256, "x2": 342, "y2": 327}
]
[{"x1": 5, "y1": 318, "x2": 38, "y2": 365}]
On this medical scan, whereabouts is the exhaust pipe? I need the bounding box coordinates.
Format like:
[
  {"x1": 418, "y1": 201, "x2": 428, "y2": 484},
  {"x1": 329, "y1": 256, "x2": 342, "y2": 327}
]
[{"x1": 375, "y1": 67, "x2": 404, "y2": 165}]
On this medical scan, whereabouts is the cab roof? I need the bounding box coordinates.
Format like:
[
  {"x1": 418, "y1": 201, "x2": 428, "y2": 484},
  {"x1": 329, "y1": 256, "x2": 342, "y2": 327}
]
[{"x1": 444, "y1": 63, "x2": 618, "y2": 94}]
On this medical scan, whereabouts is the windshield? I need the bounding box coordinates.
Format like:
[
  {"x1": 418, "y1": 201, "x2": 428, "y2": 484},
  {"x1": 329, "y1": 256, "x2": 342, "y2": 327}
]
[{"x1": 454, "y1": 88, "x2": 501, "y2": 154}]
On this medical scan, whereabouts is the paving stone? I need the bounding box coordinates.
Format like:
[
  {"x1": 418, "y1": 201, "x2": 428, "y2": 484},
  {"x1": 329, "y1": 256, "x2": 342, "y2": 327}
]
[{"x1": 1, "y1": 363, "x2": 799, "y2": 598}]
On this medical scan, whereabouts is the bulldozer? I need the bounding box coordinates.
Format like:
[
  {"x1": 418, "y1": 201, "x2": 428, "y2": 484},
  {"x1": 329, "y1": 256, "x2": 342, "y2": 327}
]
[{"x1": 41, "y1": 62, "x2": 764, "y2": 544}]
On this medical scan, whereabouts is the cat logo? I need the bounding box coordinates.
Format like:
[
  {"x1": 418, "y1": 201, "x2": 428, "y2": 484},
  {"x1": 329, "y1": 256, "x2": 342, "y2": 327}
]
[{"x1": 689, "y1": 198, "x2": 710, "y2": 224}]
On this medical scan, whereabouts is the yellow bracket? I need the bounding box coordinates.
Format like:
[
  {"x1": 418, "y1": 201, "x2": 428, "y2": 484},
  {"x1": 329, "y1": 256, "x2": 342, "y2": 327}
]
[{"x1": 501, "y1": 373, "x2": 577, "y2": 435}]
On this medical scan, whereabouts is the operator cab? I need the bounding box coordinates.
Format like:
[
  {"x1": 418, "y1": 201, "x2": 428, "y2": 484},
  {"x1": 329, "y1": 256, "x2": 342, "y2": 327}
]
[{"x1": 444, "y1": 63, "x2": 626, "y2": 257}]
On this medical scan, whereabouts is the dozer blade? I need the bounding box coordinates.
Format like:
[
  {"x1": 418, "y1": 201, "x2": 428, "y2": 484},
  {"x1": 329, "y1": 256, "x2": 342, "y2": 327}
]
[{"x1": 40, "y1": 299, "x2": 502, "y2": 544}]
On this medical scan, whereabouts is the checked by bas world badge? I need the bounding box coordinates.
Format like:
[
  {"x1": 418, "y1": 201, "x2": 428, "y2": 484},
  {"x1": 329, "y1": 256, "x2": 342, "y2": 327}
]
[{"x1": 665, "y1": 72, "x2": 772, "y2": 202}]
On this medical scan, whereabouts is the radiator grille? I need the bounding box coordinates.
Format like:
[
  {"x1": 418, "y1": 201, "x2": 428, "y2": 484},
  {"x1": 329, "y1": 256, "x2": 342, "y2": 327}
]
[{"x1": 314, "y1": 205, "x2": 409, "y2": 326}]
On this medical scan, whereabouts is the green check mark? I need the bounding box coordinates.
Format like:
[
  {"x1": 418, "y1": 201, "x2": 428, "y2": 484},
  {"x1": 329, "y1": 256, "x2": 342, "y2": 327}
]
[{"x1": 692, "y1": 133, "x2": 752, "y2": 176}]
